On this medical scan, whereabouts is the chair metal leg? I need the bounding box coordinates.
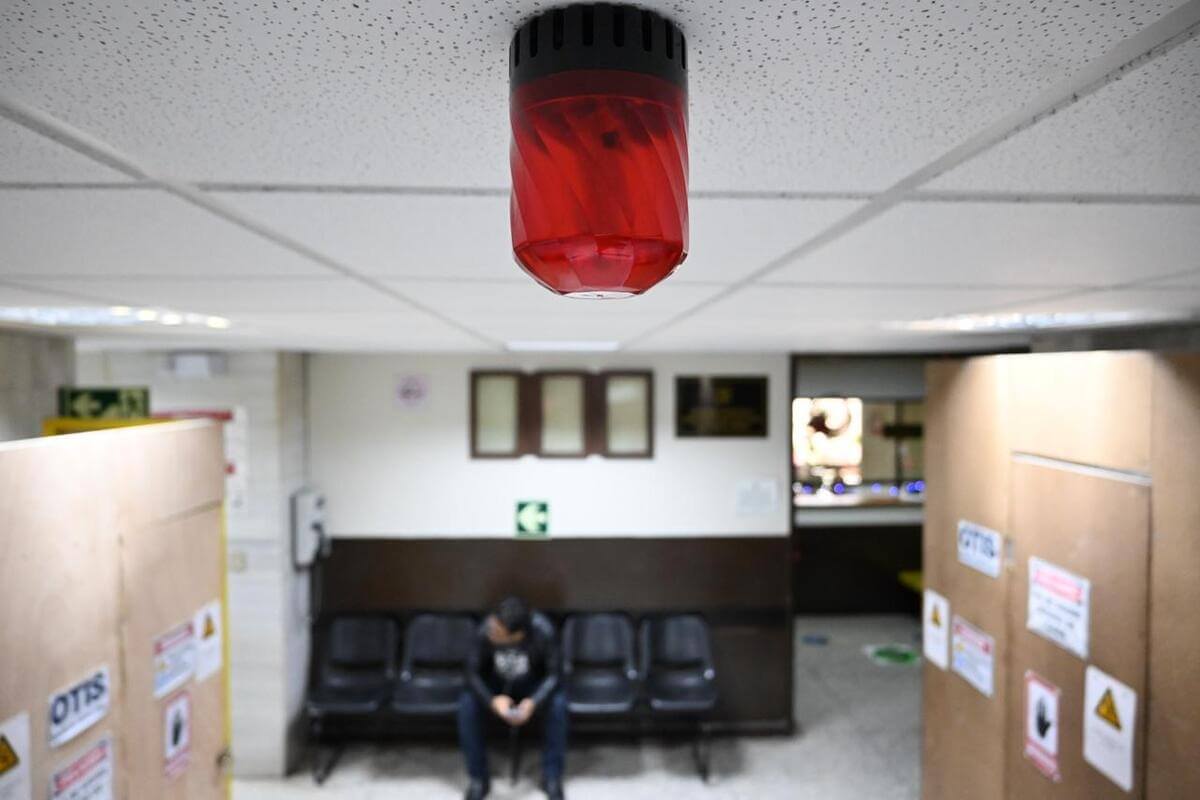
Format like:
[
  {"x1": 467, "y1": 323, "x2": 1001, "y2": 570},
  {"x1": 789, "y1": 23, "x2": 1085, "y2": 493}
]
[
  {"x1": 508, "y1": 726, "x2": 522, "y2": 786},
  {"x1": 691, "y1": 720, "x2": 712, "y2": 783},
  {"x1": 313, "y1": 743, "x2": 344, "y2": 785}
]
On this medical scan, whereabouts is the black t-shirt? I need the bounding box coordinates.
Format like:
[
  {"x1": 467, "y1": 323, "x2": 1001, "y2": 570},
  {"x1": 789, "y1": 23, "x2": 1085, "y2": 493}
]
[{"x1": 466, "y1": 611, "x2": 559, "y2": 707}]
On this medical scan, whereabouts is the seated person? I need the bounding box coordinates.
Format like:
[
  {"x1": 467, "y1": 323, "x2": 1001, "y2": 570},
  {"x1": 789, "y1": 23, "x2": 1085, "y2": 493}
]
[{"x1": 458, "y1": 596, "x2": 567, "y2": 800}]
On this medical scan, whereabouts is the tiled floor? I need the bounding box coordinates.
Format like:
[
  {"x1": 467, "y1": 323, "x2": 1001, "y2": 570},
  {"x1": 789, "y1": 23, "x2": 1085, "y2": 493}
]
[{"x1": 234, "y1": 615, "x2": 922, "y2": 800}]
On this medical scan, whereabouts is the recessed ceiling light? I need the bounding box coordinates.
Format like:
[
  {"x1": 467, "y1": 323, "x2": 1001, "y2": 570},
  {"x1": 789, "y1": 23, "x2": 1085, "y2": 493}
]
[
  {"x1": 505, "y1": 340, "x2": 620, "y2": 352},
  {"x1": 0, "y1": 306, "x2": 232, "y2": 330},
  {"x1": 893, "y1": 310, "x2": 1191, "y2": 333}
]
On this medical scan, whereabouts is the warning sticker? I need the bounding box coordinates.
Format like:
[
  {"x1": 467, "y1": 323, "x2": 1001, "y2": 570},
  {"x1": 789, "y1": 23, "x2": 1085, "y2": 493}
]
[
  {"x1": 1083, "y1": 665, "x2": 1137, "y2": 792},
  {"x1": 1024, "y1": 671, "x2": 1061, "y2": 782},
  {"x1": 50, "y1": 736, "x2": 113, "y2": 800},
  {"x1": 48, "y1": 666, "x2": 110, "y2": 748},
  {"x1": 951, "y1": 615, "x2": 995, "y2": 697},
  {"x1": 1027, "y1": 557, "x2": 1090, "y2": 659},
  {"x1": 0, "y1": 712, "x2": 31, "y2": 800},
  {"x1": 193, "y1": 599, "x2": 223, "y2": 683},
  {"x1": 163, "y1": 692, "x2": 191, "y2": 780},
  {"x1": 153, "y1": 621, "x2": 196, "y2": 699},
  {"x1": 922, "y1": 589, "x2": 950, "y2": 670}
]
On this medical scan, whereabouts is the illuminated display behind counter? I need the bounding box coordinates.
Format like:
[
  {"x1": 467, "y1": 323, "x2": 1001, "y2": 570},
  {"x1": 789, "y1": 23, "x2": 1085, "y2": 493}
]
[{"x1": 792, "y1": 396, "x2": 925, "y2": 513}]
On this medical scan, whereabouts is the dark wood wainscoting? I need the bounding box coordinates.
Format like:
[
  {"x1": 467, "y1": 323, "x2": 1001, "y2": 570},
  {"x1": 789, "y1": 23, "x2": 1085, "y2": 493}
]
[{"x1": 315, "y1": 536, "x2": 794, "y2": 732}]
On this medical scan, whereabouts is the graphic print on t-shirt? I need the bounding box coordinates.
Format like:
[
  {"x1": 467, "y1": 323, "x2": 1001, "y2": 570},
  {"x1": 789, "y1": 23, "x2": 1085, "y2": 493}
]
[{"x1": 493, "y1": 648, "x2": 531, "y2": 683}]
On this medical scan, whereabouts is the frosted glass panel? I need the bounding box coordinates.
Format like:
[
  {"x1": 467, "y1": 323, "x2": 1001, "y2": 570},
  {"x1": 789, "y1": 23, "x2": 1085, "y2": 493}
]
[
  {"x1": 474, "y1": 375, "x2": 519, "y2": 455},
  {"x1": 606, "y1": 375, "x2": 650, "y2": 455},
  {"x1": 541, "y1": 375, "x2": 585, "y2": 455}
]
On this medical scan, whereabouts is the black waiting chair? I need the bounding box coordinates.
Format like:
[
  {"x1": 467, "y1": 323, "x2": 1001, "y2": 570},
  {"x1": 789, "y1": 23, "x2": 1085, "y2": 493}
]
[
  {"x1": 307, "y1": 614, "x2": 400, "y2": 783},
  {"x1": 562, "y1": 613, "x2": 639, "y2": 715},
  {"x1": 391, "y1": 613, "x2": 476, "y2": 715},
  {"x1": 640, "y1": 614, "x2": 719, "y2": 782}
]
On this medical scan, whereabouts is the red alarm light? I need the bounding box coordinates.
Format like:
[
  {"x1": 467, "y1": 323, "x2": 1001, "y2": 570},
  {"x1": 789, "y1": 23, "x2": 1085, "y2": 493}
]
[{"x1": 510, "y1": 5, "x2": 688, "y2": 298}]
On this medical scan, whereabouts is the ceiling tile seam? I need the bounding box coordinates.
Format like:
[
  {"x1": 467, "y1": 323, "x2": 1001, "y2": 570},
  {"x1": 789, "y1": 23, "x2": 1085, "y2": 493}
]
[
  {"x1": 0, "y1": 276, "x2": 128, "y2": 306},
  {"x1": 622, "y1": 0, "x2": 1200, "y2": 350},
  {"x1": 4, "y1": 182, "x2": 1200, "y2": 208},
  {"x1": 754, "y1": 281, "x2": 1098, "y2": 291},
  {"x1": 0, "y1": 93, "x2": 502, "y2": 350},
  {"x1": 945, "y1": 278, "x2": 1200, "y2": 321}
]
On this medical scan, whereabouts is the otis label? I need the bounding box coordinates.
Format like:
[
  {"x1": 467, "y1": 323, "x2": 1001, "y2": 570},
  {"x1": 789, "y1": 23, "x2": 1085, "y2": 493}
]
[{"x1": 48, "y1": 667, "x2": 110, "y2": 748}]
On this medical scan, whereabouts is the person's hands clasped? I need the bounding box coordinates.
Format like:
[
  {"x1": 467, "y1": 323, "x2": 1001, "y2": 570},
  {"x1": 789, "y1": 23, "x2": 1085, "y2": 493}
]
[
  {"x1": 509, "y1": 698, "x2": 536, "y2": 727},
  {"x1": 493, "y1": 695, "x2": 535, "y2": 727},
  {"x1": 491, "y1": 694, "x2": 514, "y2": 719}
]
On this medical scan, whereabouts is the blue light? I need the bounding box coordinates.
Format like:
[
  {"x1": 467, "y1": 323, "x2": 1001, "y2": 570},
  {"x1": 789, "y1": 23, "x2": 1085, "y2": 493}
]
[
  {"x1": 914, "y1": 480, "x2": 925, "y2": 492},
  {"x1": 888, "y1": 486, "x2": 900, "y2": 497},
  {"x1": 832, "y1": 484, "x2": 845, "y2": 495},
  {"x1": 871, "y1": 483, "x2": 882, "y2": 493},
  {"x1": 801, "y1": 485, "x2": 814, "y2": 495}
]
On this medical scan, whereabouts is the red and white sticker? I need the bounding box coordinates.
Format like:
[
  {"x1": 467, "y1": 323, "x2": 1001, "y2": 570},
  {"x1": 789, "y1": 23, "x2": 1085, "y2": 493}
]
[
  {"x1": 163, "y1": 693, "x2": 191, "y2": 780},
  {"x1": 153, "y1": 621, "x2": 196, "y2": 699},
  {"x1": 1023, "y1": 671, "x2": 1061, "y2": 782},
  {"x1": 50, "y1": 736, "x2": 113, "y2": 800},
  {"x1": 951, "y1": 615, "x2": 995, "y2": 697},
  {"x1": 1027, "y1": 557, "x2": 1090, "y2": 659}
]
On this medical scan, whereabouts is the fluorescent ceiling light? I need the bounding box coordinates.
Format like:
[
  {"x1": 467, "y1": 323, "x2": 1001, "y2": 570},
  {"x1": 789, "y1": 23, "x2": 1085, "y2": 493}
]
[
  {"x1": 892, "y1": 310, "x2": 1191, "y2": 333},
  {"x1": 0, "y1": 306, "x2": 231, "y2": 330},
  {"x1": 505, "y1": 340, "x2": 621, "y2": 352}
]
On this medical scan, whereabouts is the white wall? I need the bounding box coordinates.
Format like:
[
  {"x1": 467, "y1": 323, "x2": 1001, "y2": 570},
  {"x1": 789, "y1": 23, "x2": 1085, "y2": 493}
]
[
  {"x1": 0, "y1": 330, "x2": 74, "y2": 441},
  {"x1": 77, "y1": 350, "x2": 310, "y2": 777},
  {"x1": 309, "y1": 352, "x2": 791, "y2": 537}
]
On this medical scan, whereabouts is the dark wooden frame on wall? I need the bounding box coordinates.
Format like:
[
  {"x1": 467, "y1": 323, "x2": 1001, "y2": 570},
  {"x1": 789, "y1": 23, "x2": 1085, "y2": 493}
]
[
  {"x1": 471, "y1": 369, "x2": 655, "y2": 460},
  {"x1": 675, "y1": 374, "x2": 770, "y2": 438},
  {"x1": 598, "y1": 370, "x2": 655, "y2": 459}
]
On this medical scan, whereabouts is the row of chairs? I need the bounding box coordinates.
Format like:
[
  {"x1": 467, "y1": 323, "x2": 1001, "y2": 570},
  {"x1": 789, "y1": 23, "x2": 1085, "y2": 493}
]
[{"x1": 307, "y1": 612, "x2": 719, "y2": 782}]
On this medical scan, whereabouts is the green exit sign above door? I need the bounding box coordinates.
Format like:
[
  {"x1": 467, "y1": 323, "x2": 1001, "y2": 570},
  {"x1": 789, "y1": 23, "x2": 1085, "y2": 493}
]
[{"x1": 515, "y1": 501, "x2": 549, "y2": 538}]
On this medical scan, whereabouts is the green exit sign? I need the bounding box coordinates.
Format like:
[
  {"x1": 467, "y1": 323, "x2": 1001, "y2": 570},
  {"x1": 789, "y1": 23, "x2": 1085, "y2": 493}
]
[
  {"x1": 57, "y1": 386, "x2": 150, "y2": 419},
  {"x1": 515, "y1": 500, "x2": 549, "y2": 538}
]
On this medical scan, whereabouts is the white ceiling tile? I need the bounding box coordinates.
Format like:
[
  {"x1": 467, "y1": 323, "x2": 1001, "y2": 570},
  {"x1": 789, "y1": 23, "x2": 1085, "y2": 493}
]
[
  {"x1": 631, "y1": 325, "x2": 1031, "y2": 353},
  {"x1": 219, "y1": 192, "x2": 862, "y2": 285},
  {"x1": 0, "y1": 189, "x2": 328, "y2": 277},
  {"x1": 73, "y1": 310, "x2": 487, "y2": 352},
  {"x1": 0, "y1": 1, "x2": 1178, "y2": 190},
  {"x1": 686, "y1": 198, "x2": 861, "y2": 283},
  {"x1": 0, "y1": 118, "x2": 129, "y2": 182},
  {"x1": 230, "y1": 311, "x2": 486, "y2": 351},
  {"x1": 765, "y1": 201, "x2": 1200, "y2": 288},
  {"x1": 0, "y1": 282, "x2": 98, "y2": 307},
  {"x1": 634, "y1": 284, "x2": 1059, "y2": 351},
  {"x1": 1140, "y1": 268, "x2": 1200, "y2": 288},
  {"x1": 218, "y1": 192, "x2": 512, "y2": 279},
  {"x1": 385, "y1": 278, "x2": 725, "y2": 343},
  {"x1": 11, "y1": 277, "x2": 400, "y2": 315},
  {"x1": 931, "y1": 37, "x2": 1200, "y2": 195},
  {"x1": 978, "y1": 286, "x2": 1200, "y2": 318}
]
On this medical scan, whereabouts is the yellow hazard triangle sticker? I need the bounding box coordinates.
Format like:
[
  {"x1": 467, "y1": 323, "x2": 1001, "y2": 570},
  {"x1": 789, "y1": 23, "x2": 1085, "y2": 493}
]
[
  {"x1": 0, "y1": 733, "x2": 19, "y2": 775},
  {"x1": 931, "y1": 605, "x2": 942, "y2": 627},
  {"x1": 203, "y1": 613, "x2": 217, "y2": 639},
  {"x1": 1095, "y1": 687, "x2": 1121, "y2": 730}
]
